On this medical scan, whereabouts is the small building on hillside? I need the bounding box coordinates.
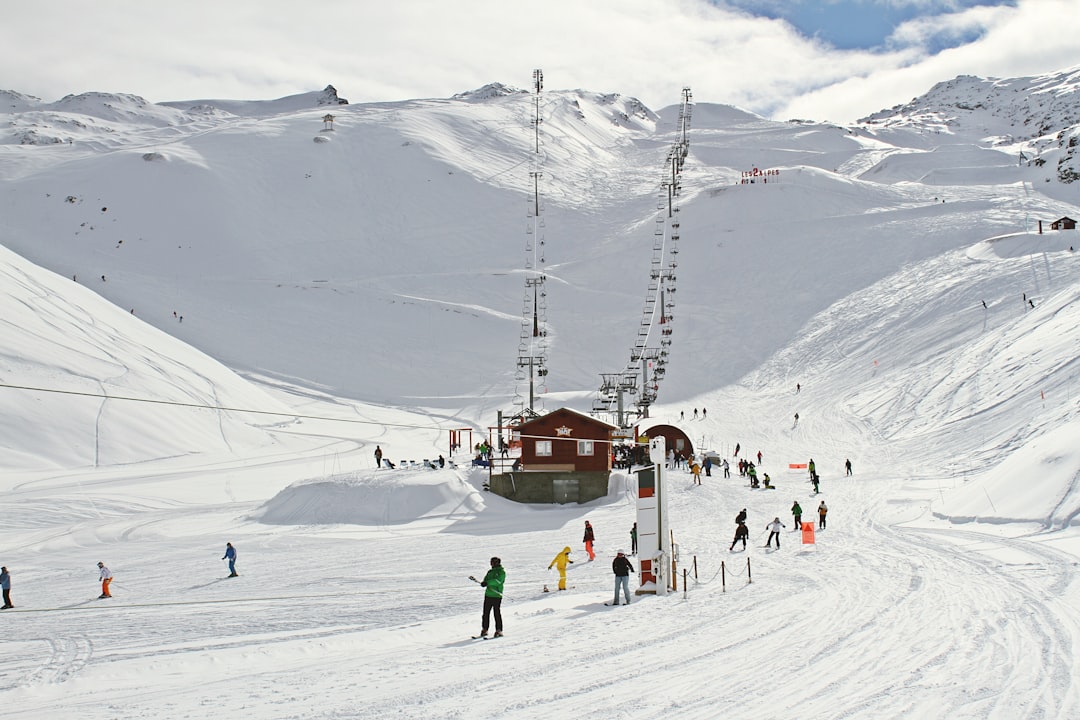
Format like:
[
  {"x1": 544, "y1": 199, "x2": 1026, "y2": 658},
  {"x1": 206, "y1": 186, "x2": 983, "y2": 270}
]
[
  {"x1": 1050, "y1": 216, "x2": 1076, "y2": 230},
  {"x1": 487, "y1": 408, "x2": 617, "y2": 504},
  {"x1": 640, "y1": 424, "x2": 694, "y2": 462}
]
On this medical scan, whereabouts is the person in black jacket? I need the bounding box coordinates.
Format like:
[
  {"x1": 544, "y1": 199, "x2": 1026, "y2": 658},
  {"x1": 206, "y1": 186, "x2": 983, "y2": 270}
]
[
  {"x1": 729, "y1": 522, "x2": 749, "y2": 551},
  {"x1": 611, "y1": 551, "x2": 635, "y2": 605},
  {"x1": 583, "y1": 521, "x2": 596, "y2": 561},
  {"x1": 735, "y1": 508, "x2": 747, "y2": 525}
]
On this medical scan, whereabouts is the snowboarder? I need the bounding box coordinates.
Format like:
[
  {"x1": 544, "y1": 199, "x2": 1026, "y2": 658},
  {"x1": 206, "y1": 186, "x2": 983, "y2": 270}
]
[
  {"x1": 818, "y1": 502, "x2": 828, "y2": 529},
  {"x1": 722, "y1": 458, "x2": 730, "y2": 478},
  {"x1": 693, "y1": 408, "x2": 698, "y2": 419},
  {"x1": 704, "y1": 456, "x2": 712, "y2": 477},
  {"x1": 374, "y1": 445, "x2": 382, "y2": 468},
  {"x1": 734, "y1": 443, "x2": 741, "y2": 457},
  {"x1": 748, "y1": 465, "x2": 758, "y2": 488},
  {"x1": 630, "y1": 522, "x2": 638, "y2": 555},
  {"x1": 735, "y1": 508, "x2": 747, "y2": 525},
  {"x1": 438, "y1": 454, "x2": 446, "y2": 468},
  {"x1": 808, "y1": 459, "x2": 816, "y2": 478},
  {"x1": 702, "y1": 407, "x2": 707, "y2": 418},
  {"x1": 765, "y1": 518, "x2": 786, "y2": 548},
  {"x1": 473, "y1": 556, "x2": 505, "y2": 638},
  {"x1": 796, "y1": 383, "x2": 801, "y2": 393},
  {"x1": 0, "y1": 566, "x2": 11, "y2": 609},
  {"x1": 690, "y1": 461, "x2": 702, "y2": 485},
  {"x1": 611, "y1": 550, "x2": 635, "y2": 605},
  {"x1": 791, "y1": 501, "x2": 803, "y2": 530},
  {"x1": 97, "y1": 562, "x2": 113, "y2": 598},
  {"x1": 811, "y1": 473, "x2": 820, "y2": 495},
  {"x1": 757, "y1": 450, "x2": 762, "y2": 464},
  {"x1": 583, "y1": 521, "x2": 596, "y2": 561},
  {"x1": 794, "y1": 412, "x2": 800, "y2": 425},
  {"x1": 729, "y1": 522, "x2": 749, "y2": 551},
  {"x1": 762, "y1": 473, "x2": 773, "y2": 489},
  {"x1": 845, "y1": 458, "x2": 852, "y2": 476},
  {"x1": 548, "y1": 546, "x2": 574, "y2": 591},
  {"x1": 222, "y1": 542, "x2": 238, "y2": 577}
]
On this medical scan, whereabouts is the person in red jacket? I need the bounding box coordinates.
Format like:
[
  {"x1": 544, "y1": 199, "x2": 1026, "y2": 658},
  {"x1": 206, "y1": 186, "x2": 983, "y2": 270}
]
[{"x1": 583, "y1": 521, "x2": 596, "y2": 561}]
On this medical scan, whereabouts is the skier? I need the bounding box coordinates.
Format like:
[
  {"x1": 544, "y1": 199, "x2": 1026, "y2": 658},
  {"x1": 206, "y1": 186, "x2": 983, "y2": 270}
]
[
  {"x1": 765, "y1": 518, "x2": 786, "y2": 548},
  {"x1": 474, "y1": 556, "x2": 505, "y2": 638},
  {"x1": 702, "y1": 408, "x2": 707, "y2": 418},
  {"x1": 97, "y1": 562, "x2": 113, "y2": 598},
  {"x1": 808, "y1": 458, "x2": 816, "y2": 479},
  {"x1": 791, "y1": 501, "x2": 803, "y2": 530},
  {"x1": 735, "y1": 508, "x2": 747, "y2": 525},
  {"x1": 222, "y1": 542, "x2": 238, "y2": 577},
  {"x1": 845, "y1": 458, "x2": 852, "y2": 476},
  {"x1": 630, "y1": 522, "x2": 638, "y2": 555},
  {"x1": 690, "y1": 460, "x2": 702, "y2": 485},
  {"x1": 818, "y1": 502, "x2": 828, "y2": 529},
  {"x1": 583, "y1": 521, "x2": 596, "y2": 561},
  {"x1": 729, "y1": 522, "x2": 749, "y2": 551},
  {"x1": 374, "y1": 445, "x2": 383, "y2": 468},
  {"x1": 794, "y1": 412, "x2": 800, "y2": 425},
  {"x1": 693, "y1": 408, "x2": 698, "y2": 419},
  {"x1": 757, "y1": 450, "x2": 763, "y2": 465},
  {"x1": 0, "y1": 566, "x2": 11, "y2": 609},
  {"x1": 722, "y1": 458, "x2": 730, "y2": 478},
  {"x1": 811, "y1": 473, "x2": 820, "y2": 495},
  {"x1": 796, "y1": 383, "x2": 801, "y2": 393},
  {"x1": 611, "y1": 550, "x2": 635, "y2": 605},
  {"x1": 548, "y1": 546, "x2": 574, "y2": 591},
  {"x1": 734, "y1": 442, "x2": 741, "y2": 457}
]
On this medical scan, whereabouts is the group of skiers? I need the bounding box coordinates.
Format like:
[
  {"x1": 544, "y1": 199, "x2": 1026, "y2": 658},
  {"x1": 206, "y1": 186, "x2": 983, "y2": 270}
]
[
  {"x1": 1, "y1": 544, "x2": 238, "y2": 607},
  {"x1": 730, "y1": 502, "x2": 829, "y2": 551}
]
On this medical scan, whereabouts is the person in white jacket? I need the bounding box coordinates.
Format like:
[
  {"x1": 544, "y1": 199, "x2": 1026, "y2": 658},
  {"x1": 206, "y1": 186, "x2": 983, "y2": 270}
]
[
  {"x1": 97, "y1": 562, "x2": 113, "y2": 598},
  {"x1": 765, "y1": 518, "x2": 786, "y2": 549}
]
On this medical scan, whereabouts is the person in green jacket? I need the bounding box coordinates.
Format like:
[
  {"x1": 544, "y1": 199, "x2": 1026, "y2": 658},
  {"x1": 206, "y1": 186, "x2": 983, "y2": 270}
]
[
  {"x1": 791, "y1": 501, "x2": 803, "y2": 530},
  {"x1": 478, "y1": 557, "x2": 505, "y2": 638}
]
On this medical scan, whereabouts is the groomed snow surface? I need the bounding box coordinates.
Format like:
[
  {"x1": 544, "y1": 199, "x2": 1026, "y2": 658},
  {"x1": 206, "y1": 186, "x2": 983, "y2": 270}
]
[{"x1": 1, "y1": 78, "x2": 1080, "y2": 718}]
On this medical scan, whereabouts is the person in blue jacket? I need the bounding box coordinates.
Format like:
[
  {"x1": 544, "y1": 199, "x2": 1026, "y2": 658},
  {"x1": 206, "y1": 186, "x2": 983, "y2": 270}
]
[
  {"x1": 1, "y1": 566, "x2": 12, "y2": 609},
  {"x1": 222, "y1": 542, "x2": 238, "y2": 577}
]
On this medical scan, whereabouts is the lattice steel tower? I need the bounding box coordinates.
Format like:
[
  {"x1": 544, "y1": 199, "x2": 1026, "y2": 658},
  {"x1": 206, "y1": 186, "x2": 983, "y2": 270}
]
[{"x1": 514, "y1": 69, "x2": 549, "y2": 416}]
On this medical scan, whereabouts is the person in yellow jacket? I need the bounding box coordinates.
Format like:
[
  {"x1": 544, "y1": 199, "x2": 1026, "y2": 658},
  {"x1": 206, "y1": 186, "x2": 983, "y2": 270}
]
[{"x1": 548, "y1": 546, "x2": 574, "y2": 590}]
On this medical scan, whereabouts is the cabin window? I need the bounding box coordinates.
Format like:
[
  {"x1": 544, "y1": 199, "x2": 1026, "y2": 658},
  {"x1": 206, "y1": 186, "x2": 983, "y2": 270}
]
[
  {"x1": 578, "y1": 440, "x2": 594, "y2": 456},
  {"x1": 536, "y1": 440, "x2": 552, "y2": 456}
]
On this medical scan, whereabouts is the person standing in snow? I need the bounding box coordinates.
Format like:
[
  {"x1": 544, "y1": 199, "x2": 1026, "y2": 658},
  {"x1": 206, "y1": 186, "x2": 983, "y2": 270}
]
[
  {"x1": 630, "y1": 523, "x2": 638, "y2": 555},
  {"x1": 374, "y1": 445, "x2": 383, "y2": 468},
  {"x1": 722, "y1": 458, "x2": 730, "y2": 478},
  {"x1": 472, "y1": 556, "x2": 505, "y2": 638},
  {"x1": 222, "y1": 542, "x2": 238, "y2": 577},
  {"x1": 97, "y1": 562, "x2": 113, "y2": 598},
  {"x1": 791, "y1": 501, "x2": 803, "y2": 530},
  {"x1": 0, "y1": 566, "x2": 12, "y2": 609},
  {"x1": 757, "y1": 450, "x2": 763, "y2": 465},
  {"x1": 704, "y1": 455, "x2": 712, "y2": 477},
  {"x1": 845, "y1": 458, "x2": 852, "y2": 476},
  {"x1": 765, "y1": 518, "x2": 786, "y2": 548},
  {"x1": 808, "y1": 458, "x2": 816, "y2": 478},
  {"x1": 818, "y1": 502, "x2": 828, "y2": 529},
  {"x1": 548, "y1": 546, "x2": 574, "y2": 591},
  {"x1": 611, "y1": 550, "x2": 635, "y2": 605},
  {"x1": 690, "y1": 460, "x2": 702, "y2": 485},
  {"x1": 729, "y1": 522, "x2": 749, "y2": 551},
  {"x1": 583, "y1": 521, "x2": 596, "y2": 561}
]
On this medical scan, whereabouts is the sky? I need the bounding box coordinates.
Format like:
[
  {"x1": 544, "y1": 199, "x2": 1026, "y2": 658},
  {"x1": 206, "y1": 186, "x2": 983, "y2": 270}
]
[
  {"x1": 2, "y1": 0, "x2": 1078, "y2": 124},
  {"x1": 2, "y1": 81, "x2": 1080, "y2": 716}
]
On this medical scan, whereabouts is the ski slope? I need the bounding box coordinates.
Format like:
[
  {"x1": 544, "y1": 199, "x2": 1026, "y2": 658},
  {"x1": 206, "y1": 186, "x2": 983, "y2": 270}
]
[{"x1": 1, "y1": 72, "x2": 1080, "y2": 718}]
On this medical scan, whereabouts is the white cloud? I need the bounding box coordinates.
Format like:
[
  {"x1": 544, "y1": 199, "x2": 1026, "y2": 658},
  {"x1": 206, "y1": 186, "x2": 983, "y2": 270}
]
[{"x1": 0, "y1": 0, "x2": 1075, "y2": 123}]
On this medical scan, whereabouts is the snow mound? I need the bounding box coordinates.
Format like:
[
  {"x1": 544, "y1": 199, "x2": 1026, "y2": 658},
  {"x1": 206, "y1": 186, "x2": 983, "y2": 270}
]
[
  {"x1": 256, "y1": 470, "x2": 484, "y2": 525},
  {"x1": 967, "y1": 231, "x2": 1076, "y2": 260},
  {"x1": 932, "y1": 422, "x2": 1080, "y2": 527}
]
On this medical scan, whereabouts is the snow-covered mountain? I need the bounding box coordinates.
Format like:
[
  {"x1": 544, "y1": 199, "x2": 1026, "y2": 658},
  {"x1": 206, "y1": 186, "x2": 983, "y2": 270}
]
[
  {"x1": 1, "y1": 67, "x2": 1079, "y2": 718},
  {"x1": 861, "y1": 64, "x2": 1080, "y2": 185}
]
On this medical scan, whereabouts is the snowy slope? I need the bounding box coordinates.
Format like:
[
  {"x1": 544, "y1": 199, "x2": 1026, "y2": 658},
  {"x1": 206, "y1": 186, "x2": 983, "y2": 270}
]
[{"x1": 1, "y1": 68, "x2": 1080, "y2": 719}]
